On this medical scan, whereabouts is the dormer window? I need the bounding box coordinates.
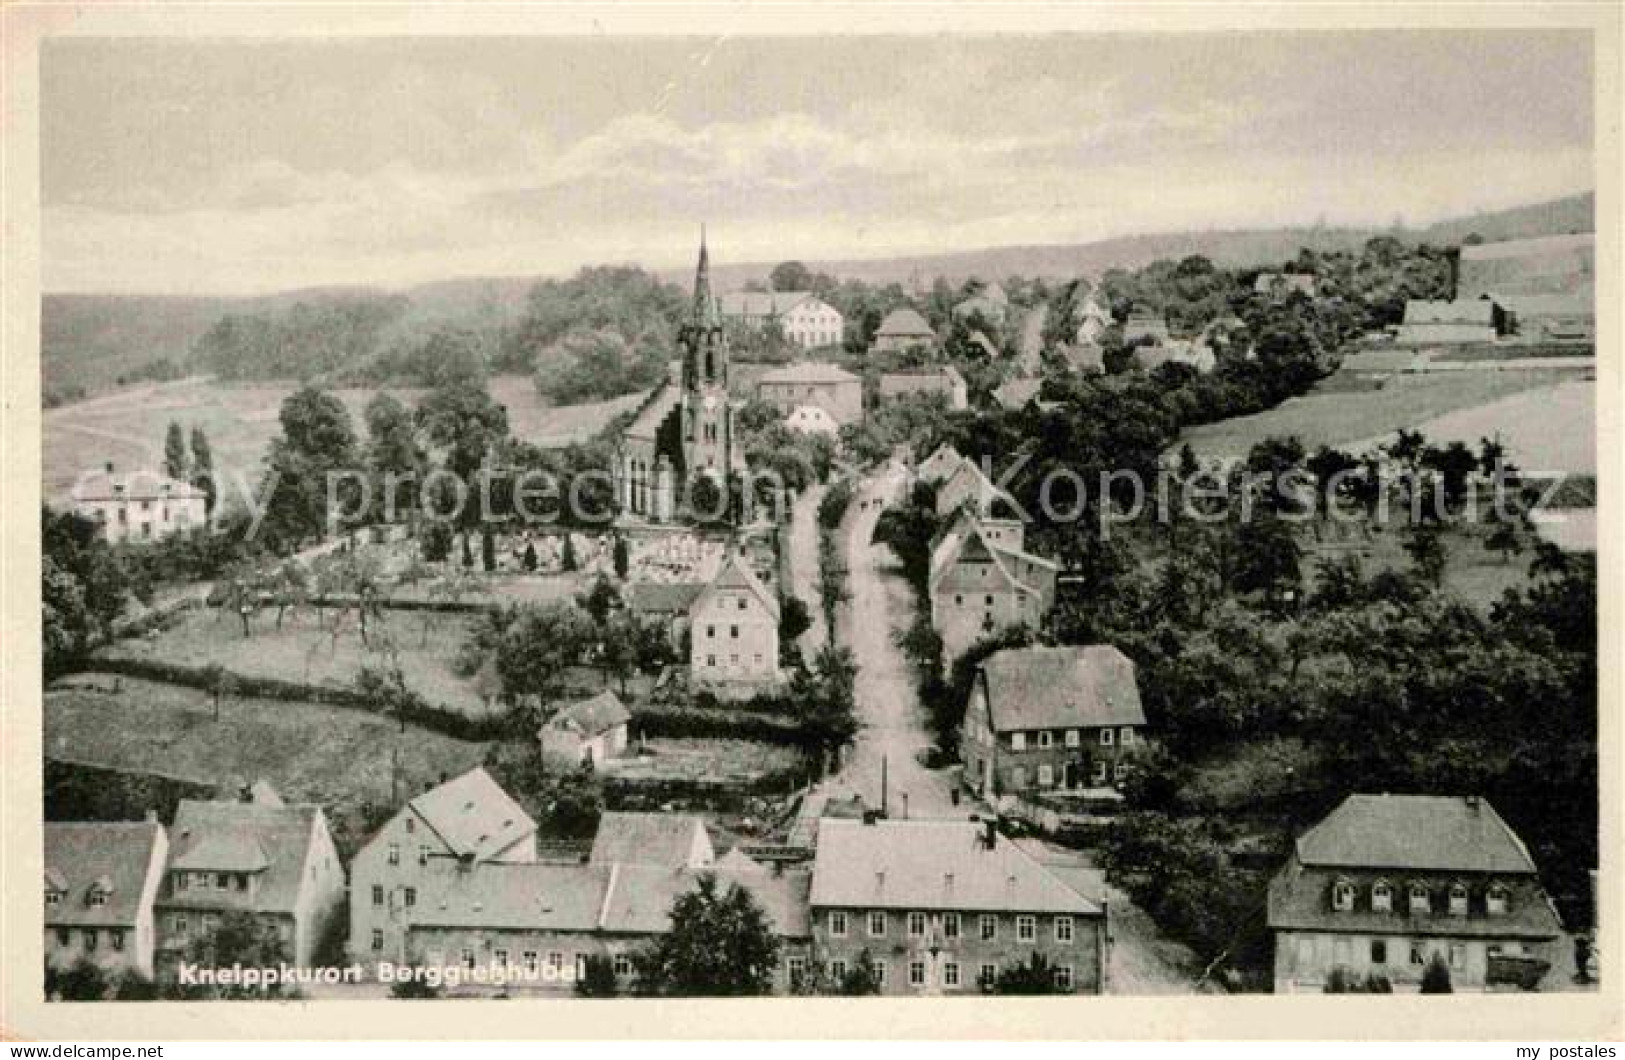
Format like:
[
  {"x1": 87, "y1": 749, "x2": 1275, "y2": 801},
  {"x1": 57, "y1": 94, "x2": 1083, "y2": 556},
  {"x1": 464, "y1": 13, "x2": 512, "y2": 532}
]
[
  {"x1": 1486, "y1": 884, "x2": 1509, "y2": 916},
  {"x1": 1448, "y1": 882, "x2": 1469, "y2": 916},
  {"x1": 88, "y1": 889, "x2": 108, "y2": 907},
  {"x1": 1332, "y1": 879, "x2": 1356, "y2": 912},
  {"x1": 1409, "y1": 882, "x2": 1431, "y2": 914},
  {"x1": 1371, "y1": 880, "x2": 1393, "y2": 913},
  {"x1": 45, "y1": 889, "x2": 62, "y2": 906}
]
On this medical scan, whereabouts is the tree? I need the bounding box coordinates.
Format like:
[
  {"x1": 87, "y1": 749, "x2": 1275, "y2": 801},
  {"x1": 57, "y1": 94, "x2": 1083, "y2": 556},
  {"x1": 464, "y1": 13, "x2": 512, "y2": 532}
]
[
  {"x1": 415, "y1": 377, "x2": 509, "y2": 527},
  {"x1": 494, "y1": 601, "x2": 594, "y2": 701},
  {"x1": 613, "y1": 535, "x2": 630, "y2": 579},
  {"x1": 581, "y1": 575, "x2": 622, "y2": 625},
  {"x1": 365, "y1": 391, "x2": 424, "y2": 520},
  {"x1": 778, "y1": 595, "x2": 812, "y2": 647},
  {"x1": 1420, "y1": 953, "x2": 1453, "y2": 994},
  {"x1": 770, "y1": 261, "x2": 814, "y2": 292},
  {"x1": 1485, "y1": 516, "x2": 1524, "y2": 564},
  {"x1": 389, "y1": 977, "x2": 444, "y2": 999},
  {"x1": 164, "y1": 421, "x2": 189, "y2": 482},
  {"x1": 43, "y1": 507, "x2": 130, "y2": 674},
  {"x1": 991, "y1": 953, "x2": 1065, "y2": 995},
  {"x1": 46, "y1": 958, "x2": 112, "y2": 1001},
  {"x1": 575, "y1": 954, "x2": 620, "y2": 998},
  {"x1": 260, "y1": 386, "x2": 361, "y2": 549},
  {"x1": 631, "y1": 874, "x2": 781, "y2": 996},
  {"x1": 1231, "y1": 517, "x2": 1303, "y2": 610},
  {"x1": 202, "y1": 662, "x2": 239, "y2": 722},
  {"x1": 481, "y1": 526, "x2": 497, "y2": 572},
  {"x1": 1404, "y1": 525, "x2": 1448, "y2": 587},
  {"x1": 190, "y1": 426, "x2": 218, "y2": 515}
]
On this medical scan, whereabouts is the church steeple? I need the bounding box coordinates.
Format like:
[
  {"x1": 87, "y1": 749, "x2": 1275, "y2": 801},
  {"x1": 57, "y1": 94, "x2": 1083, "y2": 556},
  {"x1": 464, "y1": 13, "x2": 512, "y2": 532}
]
[
  {"x1": 681, "y1": 228, "x2": 726, "y2": 389},
  {"x1": 691, "y1": 225, "x2": 720, "y2": 328}
]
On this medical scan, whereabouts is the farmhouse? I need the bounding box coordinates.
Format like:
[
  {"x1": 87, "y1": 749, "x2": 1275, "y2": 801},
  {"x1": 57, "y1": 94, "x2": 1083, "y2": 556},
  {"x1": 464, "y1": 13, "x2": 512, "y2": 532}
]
[
  {"x1": 935, "y1": 457, "x2": 1020, "y2": 521},
  {"x1": 877, "y1": 366, "x2": 968, "y2": 411},
  {"x1": 1396, "y1": 299, "x2": 1505, "y2": 345},
  {"x1": 871, "y1": 307, "x2": 937, "y2": 355},
  {"x1": 960, "y1": 645, "x2": 1145, "y2": 798},
  {"x1": 1074, "y1": 296, "x2": 1110, "y2": 344},
  {"x1": 540, "y1": 690, "x2": 631, "y2": 768},
  {"x1": 612, "y1": 237, "x2": 747, "y2": 523},
  {"x1": 952, "y1": 282, "x2": 1010, "y2": 326},
  {"x1": 808, "y1": 817, "x2": 1107, "y2": 994},
  {"x1": 784, "y1": 404, "x2": 841, "y2": 438},
  {"x1": 1254, "y1": 272, "x2": 1318, "y2": 299},
  {"x1": 1267, "y1": 794, "x2": 1564, "y2": 993},
  {"x1": 719, "y1": 291, "x2": 845, "y2": 349},
  {"x1": 1134, "y1": 340, "x2": 1216, "y2": 374},
  {"x1": 755, "y1": 361, "x2": 863, "y2": 425},
  {"x1": 688, "y1": 550, "x2": 781, "y2": 696},
  {"x1": 71, "y1": 463, "x2": 207, "y2": 544},
  {"x1": 45, "y1": 819, "x2": 169, "y2": 981},
  {"x1": 350, "y1": 768, "x2": 537, "y2": 965},
  {"x1": 928, "y1": 518, "x2": 1056, "y2": 667},
  {"x1": 157, "y1": 782, "x2": 345, "y2": 970}
]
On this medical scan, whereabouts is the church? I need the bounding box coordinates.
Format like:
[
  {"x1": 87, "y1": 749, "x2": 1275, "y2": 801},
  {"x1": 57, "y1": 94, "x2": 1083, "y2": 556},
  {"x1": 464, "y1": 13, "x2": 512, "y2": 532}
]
[{"x1": 612, "y1": 235, "x2": 747, "y2": 523}]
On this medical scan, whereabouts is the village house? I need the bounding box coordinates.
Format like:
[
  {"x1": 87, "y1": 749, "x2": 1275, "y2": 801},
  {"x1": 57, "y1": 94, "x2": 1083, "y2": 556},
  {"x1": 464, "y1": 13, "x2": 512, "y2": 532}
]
[
  {"x1": 1059, "y1": 342, "x2": 1106, "y2": 374},
  {"x1": 1396, "y1": 299, "x2": 1506, "y2": 345},
  {"x1": 870, "y1": 307, "x2": 938, "y2": 355},
  {"x1": 71, "y1": 463, "x2": 207, "y2": 544},
  {"x1": 1134, "y1": 339, "x2": 1217, "y2": 374},
  {"x1": 45, "y1": 819, "x2": 169, "y2": 981},
  {"x1": 1268, "y1": 794, "x2": 1565, "y2": 993},
  {"x1": 960, "y1": 645, "x2": 1145, "y2": 798},
  {"x1": 539, "y1": 690, "x2": 631, "y2": 769},
  {"x1": 991, "y1": 376, "x2": 1062, "y2": 412},
  {"x1": 952, "y1": 282, "x2": 1010, "y2": 326},
  {"x1": 349, "y1": 768, "x2": 537, "y2": 966},
  {"x1": 625, "y1": 581, "x2": 703, "y2": 652},
  {"x1": 1122, "y1": 309, "x2": 1170, "y2": 345},
  {"x1": 1253, "y1": 272, "x2": 1318, "y2": 299},
  {"x1": 808, "y1": 817, "x2": 1107, "y2": 995},
  {"x1": 934, "y1": 457, "x2": 1020, "y2": 522},
  {"x1": 688, "y1": 549, "x2": 781, "y2": 696},
  {"x1": 915, "y1": 443, "x2": 966, "y2": 488},
  {"x1": 927, "y1": 516, "x2": 1056, "y2": 667},
  {"x1": 589, "y1": 812, "x2": 715, "y2": 869},
  {"x1": 156, "y1": 782, "x2": 345, "y2": 971},
  {"x1": 1074, "y1": 296, "x2": 1110, "y2": 345},
  {"x1": 719, "y1": 290, "x2": 845, "y2": 349},
  {"x1": 876, "y1": 365, "x2": 968, "y2": 411},
  {"x1": 755, "y1": 361, "x2": 863, "y2": 425},
  {"x1": 784, "y1": 404, "x2": 841, "y2": 438}
]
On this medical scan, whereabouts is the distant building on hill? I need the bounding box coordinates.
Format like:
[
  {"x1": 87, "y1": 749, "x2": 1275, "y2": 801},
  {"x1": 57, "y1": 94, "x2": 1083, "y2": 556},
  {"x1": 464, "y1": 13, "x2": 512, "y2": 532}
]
[
  {"x1": 1396, "y1": 299, "x2": 1506, "y2": 345},
  {"x1": 720, "y1": 291, "x2": 845, "y2": 349},
  {"x1": 72, "y1": 463, "x2": 207, "y2": 544}
]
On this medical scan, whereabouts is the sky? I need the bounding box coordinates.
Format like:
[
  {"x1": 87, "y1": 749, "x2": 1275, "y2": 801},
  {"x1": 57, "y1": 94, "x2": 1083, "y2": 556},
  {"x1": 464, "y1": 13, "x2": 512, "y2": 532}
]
[{"x1": 41, "y1": 32, "x2": 1594, "y2": 295}]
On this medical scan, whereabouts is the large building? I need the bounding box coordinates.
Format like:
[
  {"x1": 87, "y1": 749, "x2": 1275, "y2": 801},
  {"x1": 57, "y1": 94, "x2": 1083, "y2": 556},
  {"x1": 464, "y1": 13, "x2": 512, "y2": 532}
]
[
  {"x1": 157, "y1": 783, "x2": 345, "y2": 970},
  {"x1": 1396, "y1": 299, "x2": 1505, "y2": 345},
  {"x1": 350, "y1": 768, "x2": 537, "y2": 965},
  {"x1": 1267, "y1": 794, "x2": 1565, "y2": 993},
  {"x1": 960, "y1": 645, "x2": 1145, "y2": 798},
  {"x1": 808, "y1": 817, "x2": 1107, "y2": 994},
  {"x1": 45, "y1": 819, "x2": 169, "y2": 981},
  {"x1": 71, "y1": 464, "x2": 207, "y2": 544},
  {"x1": 877, "y1": 366, "x2": 968, "y2": 411},
  {"x1": 613, "y1": 237, "x2": 747, "y2": 523},
  {"x1": 870, "y1": 307, "x2": 937, "y2": 355},
  {"x1": 928, "y1": 513, "x2": 1056, "y2": 667},
  {"x1": 755, "y1": 362, "x2": 863, "y2": 425},
  {"x1": 719, "y1": 291, "x2": 845, "y2": 349},
  {"x1": 688, "y1": 548, "x2": 782, "y2": 696}
]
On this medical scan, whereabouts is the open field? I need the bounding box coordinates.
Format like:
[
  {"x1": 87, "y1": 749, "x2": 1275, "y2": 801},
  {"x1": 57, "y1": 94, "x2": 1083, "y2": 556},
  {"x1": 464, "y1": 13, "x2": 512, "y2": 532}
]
[
  {"x1": 45, "y1": 673, "x2": 488, "y2": 852},
  {"x1": 44, "y1": 374, "x2": 642, "y2": 500},
  {"x1": 1299, "y1": 517, "x2": 1535, "y2": 612},
  {"x1": 96, "y1": 604, "x2": 492, "y2": 716},
  {"x1": 1178, "y1": 367, "x2": 1583, "y2": 462}
]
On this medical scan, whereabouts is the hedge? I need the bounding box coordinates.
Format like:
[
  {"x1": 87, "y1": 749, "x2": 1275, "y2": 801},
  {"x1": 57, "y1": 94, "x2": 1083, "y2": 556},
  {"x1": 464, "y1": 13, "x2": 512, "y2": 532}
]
[{"x1": 630, "y1": 705, "x2": 816, "y2": 747}]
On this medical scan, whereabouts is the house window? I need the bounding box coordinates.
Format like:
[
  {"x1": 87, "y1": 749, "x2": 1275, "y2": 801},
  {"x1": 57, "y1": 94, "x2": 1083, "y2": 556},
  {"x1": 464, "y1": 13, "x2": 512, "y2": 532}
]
[
  {"x1": 45, "y1": 891, "x2": 60, "y2": 906},
  {"x1": 1449, "y1": 943, "x2": 1466, "y2": 970},
  {"x1": 173, "y1": 915, "x2": 188, "y2": 936},
  {"x1": 1092, "y1": 760, "x2": 1108, "y2": 784},
  {"x1": 1064, "y1": 729, "x2": 1080, "y2": 748},
  {"x1": 1016, "y1": 915, "x2": 1036, "y2": 942},
  {"x1": 1409, "y1": 883, "x2": 1430, "y2": 914},
  {"x1": 1372, "y1": 880, "x2": 1393, "y2": 913},
  {"x1": 908, "y1": 961, "x2": 927, "y2": 987},
  {"x1": 55, "y1": 928, "x2": 69, "y2": 947},
  {"x1": 1011, "y1": 733, "x2": 1026, "y2": 752},
  {"x1": 548, "y1": 952, "x2": 564, "y2": 972},
  {"x1": 523, "y1": 951, "x2": 539, "y2": 974},
  {"x1": 943, "y1": 912, "x2": 960, "y2": 940},
  {"x1": 235, "y1": 874, "x2": 249, "y2": 891},
  {"x1": 1121, "y1": 728, "x2": 1135, "y2": 746},
  {"x1": 829, "y1": 910, "x2": 848, "y2": 937},
  {"x1": 84, "y1": 929, "x2": 98, "y2": 951},
  {"x1": 1038, "y1": 764, "x2": 1053, "y2": 787},
  {"x1": 1054, "y1": 965, "x2": 1074, "y2": 991},
  {"x1": 419, "y1": 845, "x2": 430, "y2": 866},
  {"x1": 493, "y1": 949, "x2": 509, "y2": 968},
  {"x1": 89, "y1": 890, "x2": 108, "y2": 907},
  {"x1": 706, "y1": 655, "x2": 716, "y2": 667},
  {"x1": 202, "y1": 913, "x2": 218, "y2": 935},
  {"x1": 1010, "y1": 767, "x2": 1027, "y2": 789},
  {"x1": 737, "y1": 598, "x2": 747, "y2": 611},
  {"x1": 730, "y1": 625, "x2": 739, "y2": 639},
  {"x1": 980, "y1": 914, "x2": 997, "y2": 941},
  {"x1": 404, "y1": 887, "x2": 416, "y2": 908},
  {"x1": 405, "y1": 818, "x2": 414, "y2": 834},
  {"x1": 1332, "y1": 880, "x2": 1356, "y2": 912},
  {"x1": 1055, "y1": 916, "x2": 1074, "y2": 943},
  {"x1": 461, "y1": 949, "x2": 476, "y2": 970},
  {"x1": 575, "y1": 954, "x2": 588, "y2": 980},
  {"x1": 1037, "y1": 731, "x2": 1053, "y2": 749},
  {"x1": 614, "y1": 953, "x2": 633, "y2": 977},
  {"x1": 1409, "y1": 941, "x2": 1427, "y2": 966},
  {"x1": 371, "y1": 930, "x2": 384, "y2": 952},
  {"x1": 873, "y1": 961, "x2": 887, "y2": 987},
  {"x1": 787, "y1": 955, "x2": 807, "y2": 987},
  {"x1": 1486, "y1": 884, "x2": 1509, "y2": 916},
  {"x1": 978, "y1": 964, "x2": 998, "y2": 989},
  {"x1": 216, "y1": 872, "x2": 230, "y2": 889},
  {"x1": 707, "y1": 625, "x2": 715, "y2": 639},
  {"x1": 372, "y1": 885, "x2": 385, "y2": 907},
  {"x1": 1100, "y1": 729, "x2": 1114, "y2": 747},
  {"x1": 388, "y1": 843, "x2": 400, "y2": 865},
  {"x1": 110, "y1": 930, "x2": 125, "y2": 952},
  {"x1": 907, "y1": 911, "x2": 926, "y2": 937},
  {"x1": 1114, "y1": 761, "x2": 1129, "y2": 783},
  {"x1": 1448, "y1": 882, "x2": 1469, "y2": 916},
  {"x1": 868, "y1": 911, "x2": 887, "y2": 937},
  {"x1": 1370, "y1": 939, "x2": 1388, "y2": 964},
  {"x1": 828, "y1": 959, "x2": 848, "y2": 983}
]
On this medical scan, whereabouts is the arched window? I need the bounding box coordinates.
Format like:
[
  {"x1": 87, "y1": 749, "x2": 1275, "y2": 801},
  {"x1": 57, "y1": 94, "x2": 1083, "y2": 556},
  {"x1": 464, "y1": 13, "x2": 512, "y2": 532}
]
[
  {"x1": 1332, "y1": 879, "x2": 1356, "y2": 912},
  {"x1": 1448, "y1": 881, "x2": 1469, "y2": 916},
  {"x1": 1371, "y1": 879, "x2": 1393, "y2": 913},
  {"x1": 1486, "y1": 883, "x2": 1510, "y2": 916},
  {"x1": 1408, "y1": 882, "x2": 1431, "y2": 915}
]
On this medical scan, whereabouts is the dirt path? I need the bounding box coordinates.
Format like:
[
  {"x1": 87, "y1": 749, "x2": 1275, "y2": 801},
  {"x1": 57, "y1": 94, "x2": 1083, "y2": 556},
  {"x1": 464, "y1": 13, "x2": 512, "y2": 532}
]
[{"x1": 786, "y1": 484, "x2": 828, "y2": 658}]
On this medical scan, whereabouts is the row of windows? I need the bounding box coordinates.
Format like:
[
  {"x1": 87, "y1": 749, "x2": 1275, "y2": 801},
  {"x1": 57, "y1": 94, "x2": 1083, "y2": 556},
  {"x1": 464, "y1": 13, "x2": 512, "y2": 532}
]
[
  {"x1": 371, "y1": 885, "x2": 418, "y2": 910},
  {"x1": 1010, "y1": 728, "x2": 1134, "y2": 751},
  {"x1": 421, "y1": 947, "x2": 638, "y2": 979},
  {"x1": 700, "y1": 653, "x2": 768, "y2": 669},
  {"x1": 175, "y1": 870, "x2": 251, "y2": 893},
  {"x1": 819, "y1": 957, "x2": 1074, "y2": 992},
  {"x1": 385, "y1": 843, "x2": 433, "y2": 866},
  {"x1": 704, "y1": 623, "x2": 754, "y2": 638},
  {"x1": 826, "y1": 910, "x2": 1074, "y2": 944},
  {"x1": 1009, "y1": 760, "x2": 1128, "y2": 789},
  {"x1": 45, "y1": 888, "x2": 109, "y2": 907},
  {"x1": 1330, "y1": 879, "x2": 1511, "y2": 917},
  {"x1": 51, "y1": 927, "x2": 125, "y2": 951},
  {"x1": 1298, "y1": 935, "x2": 1523, "y2": 972}
]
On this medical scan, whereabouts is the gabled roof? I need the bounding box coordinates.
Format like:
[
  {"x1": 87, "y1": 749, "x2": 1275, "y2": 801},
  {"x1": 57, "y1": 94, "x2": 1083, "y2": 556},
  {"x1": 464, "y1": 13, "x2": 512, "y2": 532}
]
[
  {"x1": 542, "y1": 690, "x2": 631, "y2": 740},
  {"x1": 757, "y1": 361, "x2": 860, "y2": 386},
  {"x1": 590, "y1": 812, "x2": 714, "y2": 869},
  {"x1": 878, "y1": 365, "x2": 964, "y2": 397},
  {"x1": 621, "y1": 381, "x2": 681, "y2": 443},
  {"x1": 916, "y1": 443, "x2": 964, "y2": 485},
  {"x1": 936, "y1": 458, "x2": 1018, "y2": 520},
  {"x1": 992, "y1": 377, "x2": 1043, "y2": 410},
  {"x1": 600, "y1": 864, "x2": 812, "y2": 938},
  {"x1": 692, "y1": 551, "x2": 780, "y2": 621},
  {"x1": 164, "y1": 795, "x2": 323, "y2": 914},
  {"x1": 786, "y1": 405, "x2": 840, "y2": 433},
  {"x1": 411, "y1": 859, "x2": 610, "y2": 932},
  {"x1": 44, "y1": 821, "x2": 164, "y2": 927},
  {"x1": 876, "y1": 307, "x2": 935, "y2": 338},
  {"x1": 978, "y1": 645, "x2": 1145, "y2": 732},
  {"x1": 1403, "y1": 299, "x2": 1495, "y2": 325},
  {"x1": 1060, "y1": 342, "x2": 1105, "y2": 373},
  {"x1": 72, "y1": 468, "x2": 205, "y2": 504},
  {"x1": 625, "y1": 581, "x2": 705, "y2": 616},
  {"x1": 407, "y1": 767, "x2": 536, "y2": 863},
  {"x1": 810, "y1": 819, "x2": 1102, "y2": 915},
  {"x1": 719, "y1": 290, "x2": 820, "y2": 317},
  {"x1": 1293, "y1": 794, "x2": 1539, "y2": 874}
]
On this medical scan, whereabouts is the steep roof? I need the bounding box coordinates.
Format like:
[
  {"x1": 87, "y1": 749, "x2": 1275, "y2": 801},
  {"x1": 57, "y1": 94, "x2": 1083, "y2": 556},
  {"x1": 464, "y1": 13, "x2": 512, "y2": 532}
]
[
  {"x1": 600, "y1": 864, "x2": 812, "y2": 938},
  {"x1": 542, "y1": 690, "x2": 631, "y2": 740},
  {"x1": 626, "y1": 581, "x2": 705, "y2": 616},
  {"x1": 621, "y1": 381, "x2": 682, "y2": 443},
  {"x1": 410, "y1": 859, "x2": 610, "y2": 932},
  {"x1": 1293, "y1": 794, "x2": 1539, "y2": 874},
  {"x1": 44, "y1": 821, "x2": 164, "y2": 927},
  {"x1": 878, "y1": 366, "x2": 963, "y2": 397},
  {"x1": 916, "y1": 444, "x2": 964, "y2": 485},
  {"x1": 719, "y1": 291, "x2": 818, "y2": 317},
  {"x1": 876, "y1": 307, "x2": 935, "y2": 339},
  {"x1": 786, "y1": 405, "x2": 840, "y2": 434},
  {"x1": 979, "y1": 645, "x2": 1145, "y2": 732},
  {"x1": 810, "y1": 819, "x2": 1102, "y2": 915},
  {"x1": 407, "y1": 767, "x2": 536, "y2": 862},
  {"x1": 72, "y1": 468, "x2": 205, "y2": 504},
  {"x1": 757, "y1": 361, "x2": 860, "y2": 386},
  {"x1": 1403, "y1": 299, "x2": 1495, "y2": 325},
  {"x1": 164, "y1": 796, "x2": 322, "y2": 915},
  {"x1": 590, "y1": 812, "x2": 714, "y2": 869},
  {"x1": 992, "y1": 377, "x2": 1043, "y2": 410},
  {"x1": 692, "y1": 551, "x2": 780, "y2": 621}
]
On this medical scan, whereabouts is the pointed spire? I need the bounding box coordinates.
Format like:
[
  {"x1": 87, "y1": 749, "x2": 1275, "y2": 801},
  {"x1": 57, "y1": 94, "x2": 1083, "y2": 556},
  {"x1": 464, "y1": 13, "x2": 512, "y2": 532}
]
[{"x1": 692, "y1": 225, "x2": 719, "y2": 327}]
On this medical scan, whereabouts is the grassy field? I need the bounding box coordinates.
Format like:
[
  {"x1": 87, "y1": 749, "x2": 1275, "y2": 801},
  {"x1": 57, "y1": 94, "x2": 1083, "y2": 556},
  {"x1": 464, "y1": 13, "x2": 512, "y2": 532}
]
[
  {"x1": 44, "y1": 374, "x2": 642, "y2": 500},
  {"x1": 1298, "y1": 517, "x2": 1534, "y2": 612},
  {"x1": 96, "y1": 604, "x2": 493, "y2": 716},
  {"x1": 1364, "y1": 376, "x2": 1595, "y2": 476},
  {"x1": 45, "y1": 673, "x2": 488, "y2": 853},
  {"x1": 1178, "y1": 367, "x2": 1581, "y2": 463}
]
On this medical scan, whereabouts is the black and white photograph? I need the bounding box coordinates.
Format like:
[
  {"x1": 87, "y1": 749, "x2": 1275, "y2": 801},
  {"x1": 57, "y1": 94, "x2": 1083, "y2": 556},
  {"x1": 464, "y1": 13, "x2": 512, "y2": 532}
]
[{"x1": 3, "y1": 3, "x2": 1617, "y2": 1044}]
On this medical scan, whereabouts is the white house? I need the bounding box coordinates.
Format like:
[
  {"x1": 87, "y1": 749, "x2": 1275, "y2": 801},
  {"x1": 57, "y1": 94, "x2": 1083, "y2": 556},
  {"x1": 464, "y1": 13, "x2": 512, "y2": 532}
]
[
  {"x1": 689, "y1": 550, "x2": 781, "y2": 696},
  {"x1": 45, "y1": 819, "x2": 169, "y2": 982},
  {"x1": 71, "y1": 464, "x2": 207, "y2": 544},
  {"x1": 540, "y1": 690, "x2": 632, "y2": 767},
  {"x1": 720, "y1": 291, "x2": 845, "y2": 349}
]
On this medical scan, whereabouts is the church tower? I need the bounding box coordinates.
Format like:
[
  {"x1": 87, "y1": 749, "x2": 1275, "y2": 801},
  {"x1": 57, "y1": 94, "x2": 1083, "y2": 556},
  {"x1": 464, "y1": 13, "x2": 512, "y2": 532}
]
[{"x1": 678, "y1": 231, "x2": 737, "y2": 481}]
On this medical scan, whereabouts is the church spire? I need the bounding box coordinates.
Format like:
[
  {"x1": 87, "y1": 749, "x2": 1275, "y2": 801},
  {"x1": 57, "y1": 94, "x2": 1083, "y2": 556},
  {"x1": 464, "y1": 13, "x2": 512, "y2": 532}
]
[{"x1": 691, "y1": 225, "x2": 719, "y2": 327}]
